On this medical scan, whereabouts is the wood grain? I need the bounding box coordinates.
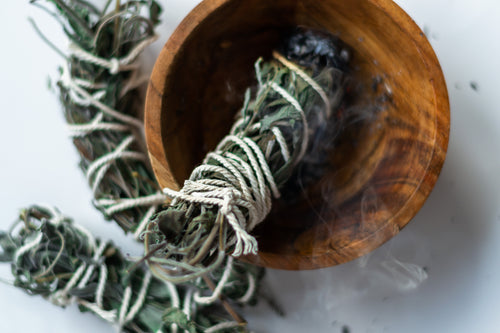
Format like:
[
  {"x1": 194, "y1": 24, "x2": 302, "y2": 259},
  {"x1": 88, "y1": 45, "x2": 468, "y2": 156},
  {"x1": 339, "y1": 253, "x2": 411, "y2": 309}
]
[{"x1": 145, "y1": 0, "x2": 450, "y2": 270}]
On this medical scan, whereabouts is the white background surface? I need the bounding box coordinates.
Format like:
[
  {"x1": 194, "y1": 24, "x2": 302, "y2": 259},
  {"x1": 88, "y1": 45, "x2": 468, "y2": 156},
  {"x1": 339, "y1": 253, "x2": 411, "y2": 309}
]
[{"x1": 1, "y1": 0, "x2": 500, "y2": 332}]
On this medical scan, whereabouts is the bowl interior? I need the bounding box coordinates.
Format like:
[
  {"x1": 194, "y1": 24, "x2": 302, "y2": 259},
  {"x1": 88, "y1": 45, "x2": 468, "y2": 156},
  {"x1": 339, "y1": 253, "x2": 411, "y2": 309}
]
[{"x1": 145, "y1": 0, "x2": 449, "y2": 270}]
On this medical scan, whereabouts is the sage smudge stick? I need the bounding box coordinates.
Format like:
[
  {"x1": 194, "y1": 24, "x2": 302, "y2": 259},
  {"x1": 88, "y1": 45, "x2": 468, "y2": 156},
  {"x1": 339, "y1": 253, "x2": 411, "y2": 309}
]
[
  {"x1": 35, "y1": 0, "x2": 166, "y2": 238},
  {"x1": 146, "y1": 32, "x2": 349, "y2": 281},
  {"x1": 0, "y1": 205, "x2": 248, "y2": 333}
]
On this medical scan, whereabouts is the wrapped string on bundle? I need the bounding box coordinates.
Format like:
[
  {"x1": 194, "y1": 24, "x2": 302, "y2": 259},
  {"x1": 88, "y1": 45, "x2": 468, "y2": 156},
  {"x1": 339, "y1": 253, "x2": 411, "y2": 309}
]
[
  {"x1": 145, "y1": 30, "x2": 350, "y2": 282},
  {"x1": 0, "y1": 205, "x2": 249, "y2": 333}
]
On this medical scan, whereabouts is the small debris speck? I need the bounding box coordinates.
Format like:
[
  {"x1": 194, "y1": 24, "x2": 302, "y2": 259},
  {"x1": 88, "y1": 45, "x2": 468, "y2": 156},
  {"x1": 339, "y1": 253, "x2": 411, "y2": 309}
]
[
  {"x1": 470, "y1": 81, "x2": 479, "y2": 92},
  {"x1": 342, "y1": 325, "x2": 351, "y2": 333},
  {"x1": 423, "y1": 25, "x2": 430, "y2": 37}
]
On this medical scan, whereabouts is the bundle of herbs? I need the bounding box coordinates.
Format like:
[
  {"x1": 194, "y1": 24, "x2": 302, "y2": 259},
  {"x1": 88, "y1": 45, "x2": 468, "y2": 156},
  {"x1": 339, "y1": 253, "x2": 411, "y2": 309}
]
[
  {"x1": 0, "y1": 205, "x2": 248, "y2": 333},
  {"x1": 35, "y1": 0, "x2": 166, "y2": 238},
  {"x1": 145, "y1": 30, "x2": 350, "y2": 281}
]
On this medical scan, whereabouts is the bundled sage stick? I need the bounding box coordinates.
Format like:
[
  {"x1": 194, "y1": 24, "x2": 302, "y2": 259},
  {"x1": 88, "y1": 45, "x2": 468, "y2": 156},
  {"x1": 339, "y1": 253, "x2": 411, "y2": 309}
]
[
  {"x1": 37, "y1": 0, "x2": 166, "y2": 238},
  {"x1": 0, "y1": 205, "x2": 248, "y2": 333},
  {"x1": 146, "y1": 30, "x2": 349, "y2": 281}
]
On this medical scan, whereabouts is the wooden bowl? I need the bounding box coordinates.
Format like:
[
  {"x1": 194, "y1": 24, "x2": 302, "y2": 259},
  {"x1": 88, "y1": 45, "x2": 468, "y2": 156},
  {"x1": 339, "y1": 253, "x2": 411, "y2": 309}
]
[{"x1": 145, "y1": 0, "x2": 450, "y2": 270}]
